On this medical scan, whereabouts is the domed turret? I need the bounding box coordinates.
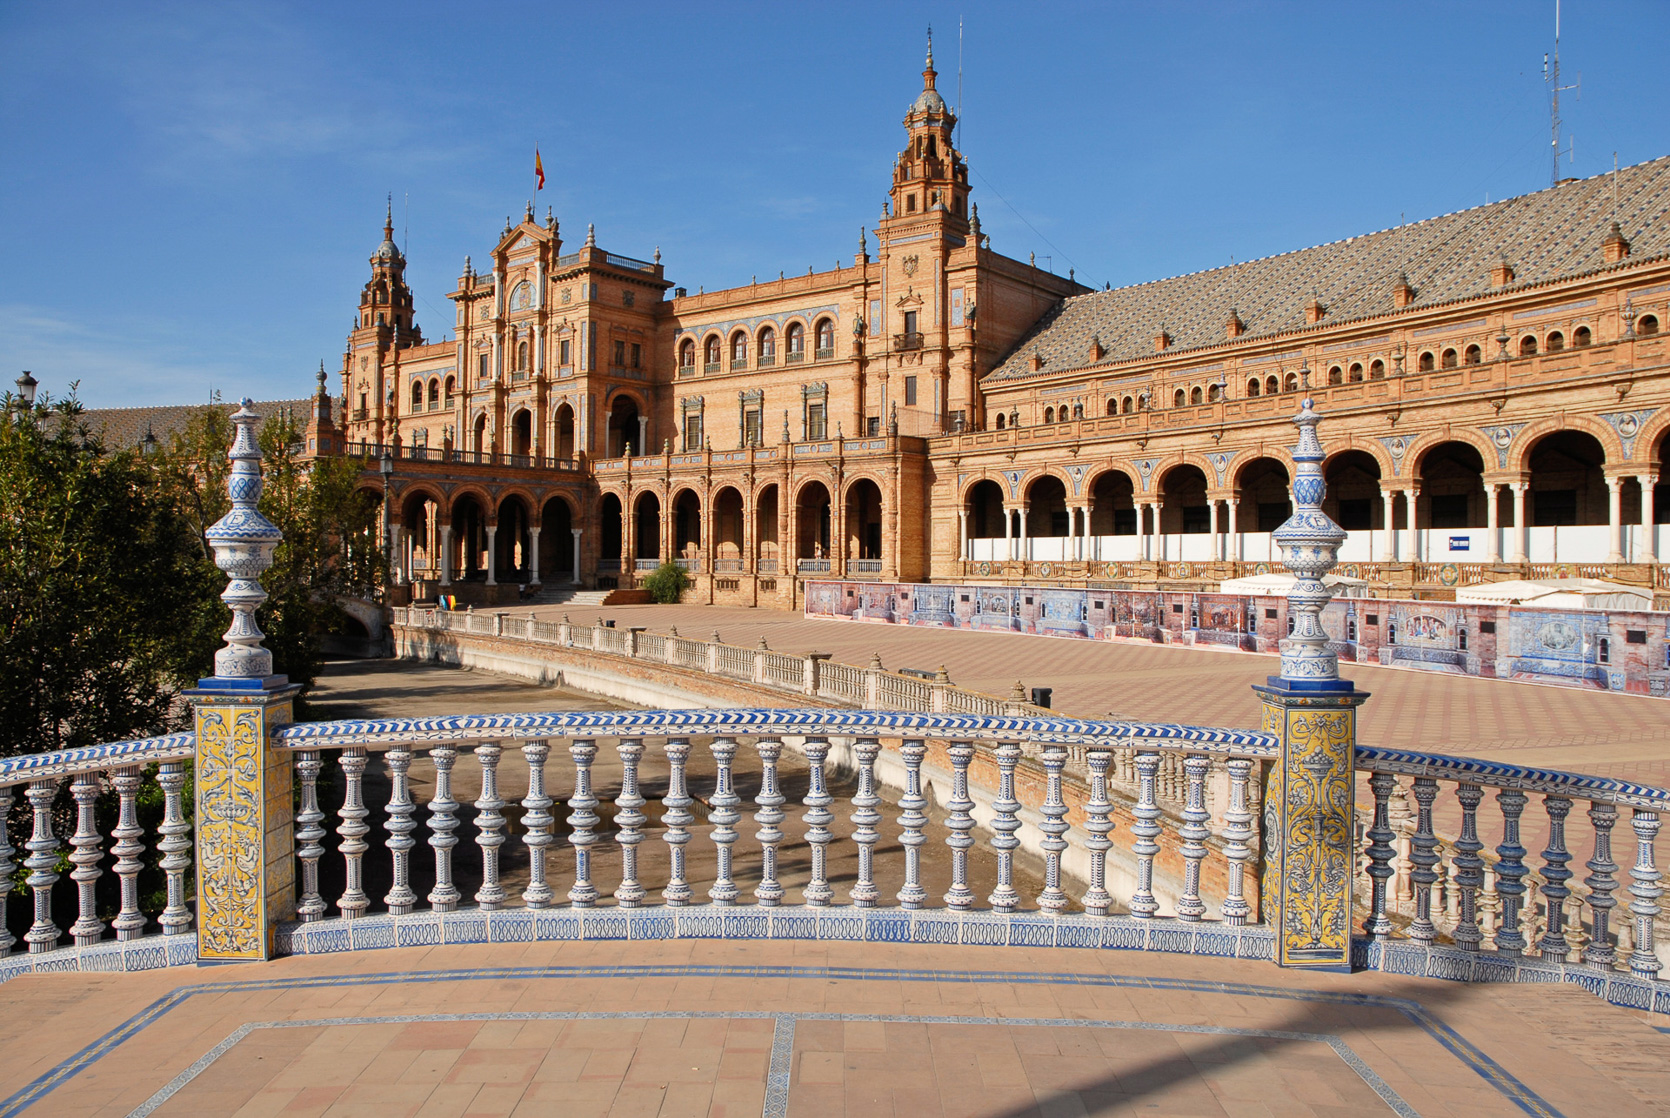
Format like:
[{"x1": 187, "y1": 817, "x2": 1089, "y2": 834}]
[
  {"x1": 907, "y1": 31, "x2": 952, "y2": 123},
  {"x1": 372, "y1": 198, "x2": 404, "y2": 265}
]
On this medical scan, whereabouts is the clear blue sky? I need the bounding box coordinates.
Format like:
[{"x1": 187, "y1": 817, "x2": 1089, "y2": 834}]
[{"x1": 5, "y1": 1, "x2": 1670, "y2": 408}]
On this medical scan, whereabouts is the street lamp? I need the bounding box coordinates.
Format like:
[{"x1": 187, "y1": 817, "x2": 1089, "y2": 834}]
[
  {"x1": 379, "y1": 449, "x2": 395, "y2": 591},
  {"x1": 142, "y1": 424, "x2": 158, "y2": 456},
  {"x1": 13, "y1": 371, "x2": 38, "y2": 415}
]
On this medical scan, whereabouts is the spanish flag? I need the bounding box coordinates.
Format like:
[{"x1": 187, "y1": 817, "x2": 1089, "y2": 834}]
[{"x1": 535, "y1": 148, "x2": 545, "y2": 191}]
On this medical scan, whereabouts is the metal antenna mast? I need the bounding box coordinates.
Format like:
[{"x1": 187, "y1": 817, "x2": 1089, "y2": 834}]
[
  {"x1": 1544, "y1": 0, "x2": 1579, "y2": 186},
  {"x1": 957, "y1": 16, "x2": 964, "y2": 148}
]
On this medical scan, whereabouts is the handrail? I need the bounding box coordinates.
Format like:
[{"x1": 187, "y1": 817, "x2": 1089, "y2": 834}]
[
  {"x1": 1356, "y1": 745, "x2": 1670, "y2": 811},
  {"x1": 0, "y1": 733, "x2": 194, "y2": 784}
]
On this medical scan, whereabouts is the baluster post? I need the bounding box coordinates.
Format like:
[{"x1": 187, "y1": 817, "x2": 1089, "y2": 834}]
[
  {"x1": 1081, "y1": 748, "x2": 1115, "y2": 917},
  {"x1": 1628, "y1": 810, "x2": 1662, "y2": 979},
  {"x1": 1583, "y1": 802, "x2": 1619, "y2": 969},
  {"x1": 662, "y1": 738, "x2": 694, "y2": 906},
  {"x1": 1363, "y1": 772, "x2": 1396, "y2": 941},
  {"x1": 1452, "y1": 784, "x2": 1484, "y2": 951},
  {"x1": 1494, "y1": 789, "x2": 1530, "y2": 955},
  {"x1": 850, "y1": 738, "x2": 881, "y2": 908},
  {"x1": 380, "y1": 748, "x2": 417, "y2": 914},
  {"x1": 68, "y1": 772, "x2": 106, "y2": 946},
  {"x1": 293, "y1": 752, "x2": 326, "y2": 922},
  {"x1": 568, "y1": 740, "x2": 599, "y2": 907},
  {"x1": 614, "y1": 739, "x2": 646, "y2": 908},
  {"x1": 802, "y1": 737, "x2": 834, "y2": 906},
  {"x1": 1175, "y1": 754, "x2": 1210, "y2": 922},
  {"x1": 1219, "y1": 758, "x2": 1252, "y2": 925},
  {"x1": 1408, "y1": 777, "x2": 1439, "y2": 945},
  {"x1": 753, "y1": 738, "x2": 785, "y2": 906},
  {"x1": 427, "y1": 746, "x2": 461, "y2": 912},
  {"x1": 0, "y1": 787, "x2": 14, "y2": 955},
  {"x1": 110, "y1": 768, "x2": 146, "y2": 940},
  {"x1": 474, "y1": 743, "x2": 506, "y2": 910},
  {"x1": 156, "y1": 762, "x2": 192, "y2": 935},
  {"x1": 708, "y1": 738, "x2": 741, "y2": 905},
  {"x1": 1037, "y1": 745, "x2": 1071, "y2": 913},
  {"x1": 1538, "y1": 796, "x2": 1574, "y2": 962},
  {"x1": 24, "y1": 779, "x2": 62, "y2": 953},
  {"x1": 988, "y1": 742, "x2": 1023, "y2": 913},
  {"x1": 336, "y1": 747, "x2": 370, "y2": 918},
  {"x1": 521, "y1": 741, "x2": 555, "y2": 909},
  {"x1": 944, "y1": 742, "x2": 975, "y2": 910},
  {"x1": 1129, "y1": 751, "x2": 1162, "y2": 918},
  {"x1": 896, "y1": 740, "x2": 928, "y2": 910}
]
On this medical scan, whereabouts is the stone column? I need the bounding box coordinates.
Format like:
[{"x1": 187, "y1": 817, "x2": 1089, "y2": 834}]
[
  {"x1": 1607, "y1": 476, "x2": 1626, "y2": 562},
  {"x1": 1640, "y1": 475, "x2": 1658, "y2": 564},
  {"x1": 1402, "y1": 487, "x2": 1419, "y2": 563},
  {"x1": 485, "y1": 525, "x2": 498, "y2": 585},
  {"x1": 572, "y1": 528, "x2": 583, "y2": 585},
  {"x1": 439, "y1": 524, "x2": 453, "y2": 587},
  {"x1": 1003, "y1": 503, "x2": 1014, "y2": 561},
  {"x1": 186, "y1": 399, "x2": 302, "y2": 963},
  {"x1": 637, "y1": 415, "x2": 649, "y2": 459},
  {"x1": 1226, "y1": 498, "x2": 1240, "y2": 563},
  {"x1": 1379, "y1": 488, "x2": 1397, "y2": 562},
  {"x1": 1258, "y1": 395, "x2": 1368, "y2": 970},
  {"x1": 1016, "y1": 502, "x2": 1029, "y2": 563},
  {"x1": 1486, "y1": 484, "x2": 1501, "y2": 563},
  {"x1": 1137, "y1": 501, "x2": 1149, "y2": 561},
  {"x1": 528, "y1": 527, "x2": 542, "y2": 586},
  {"x1": 1511, "y1": 483, "x2": 1528, "y2": 563}
]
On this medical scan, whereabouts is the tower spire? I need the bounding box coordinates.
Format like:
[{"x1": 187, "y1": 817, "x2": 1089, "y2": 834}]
[
  {"x1": 384, "y1": 193, "x2": 394, "y2": 240},
  {"x1": 923, "y1": 25, "x2": 936, "y2": 89}
]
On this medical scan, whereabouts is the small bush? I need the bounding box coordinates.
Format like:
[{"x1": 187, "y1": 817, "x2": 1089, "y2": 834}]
[{"x1": 641, "y1": 561, "x2": 690, "y2": 603}]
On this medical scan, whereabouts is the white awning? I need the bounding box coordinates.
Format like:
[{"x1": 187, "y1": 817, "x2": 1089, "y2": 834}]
[
  {"x1": 1217, "y1": 572, "x2": 1370, "y2": 598},
  {"x1": 1454, "y1": 578, "x2": 1654, "y2": 611}
]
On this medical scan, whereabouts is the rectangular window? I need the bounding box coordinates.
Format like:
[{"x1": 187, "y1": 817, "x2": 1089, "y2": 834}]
[
  {"x1": 631, "y1": 343, "x2": 641, "y2": 368},
  {"x1": 684, "y1": 413, "x2": 703, "y2": 451},
  {"x1": 869, "y1": 299, "x2": 881, "y2": 336},
  {"x1": 904, "y1": 376, "x2": 918, "y2": 406},
  {"x1": 478, "y1": 353, "x2": 490, "y2": 380},
  {"x1": 559, "y1": 339, "x2": 571, "y2": 366},
  {"x1": 1628, "y1": 629, "x2": 1648, "y2": 644},
  {"x1": 614, "y1": 340, "x2": 626, "y2": 367},
  {"x1": 867, "y1": 416, "x2": 880, "y2": 437},
  {"x1": 951, "y1": 287, "x2": 965, "y2": 326},
  {"x1": 807, "y1": 402, "x2": 826, "y2": 440},
  {"x1": 903, "y1": 310, "x2": 918, "y2": 335},
  {"x1": 744, "y1": 408, "x2": 762, "y2": 447}
]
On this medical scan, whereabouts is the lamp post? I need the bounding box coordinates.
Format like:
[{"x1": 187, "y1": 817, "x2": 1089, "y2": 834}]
[
  {"x1": 13, "y1": 371, "x2": 38, "y2": 418},
  {"x1": 379, "y1": 449, "x2": 394, "y2": 593}
]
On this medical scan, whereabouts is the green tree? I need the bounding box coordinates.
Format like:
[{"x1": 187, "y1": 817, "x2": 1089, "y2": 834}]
[
  {"x1": 0, "y1": 392, "x2": 208, "y2": 758},
  {"x1": 641, "y1": 560, "x2": 690, "y2": 603}
]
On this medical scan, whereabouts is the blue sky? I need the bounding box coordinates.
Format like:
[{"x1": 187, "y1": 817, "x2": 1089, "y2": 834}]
[{"x1": 5, "y1": 1, "x2": 1670, "y2": 408}]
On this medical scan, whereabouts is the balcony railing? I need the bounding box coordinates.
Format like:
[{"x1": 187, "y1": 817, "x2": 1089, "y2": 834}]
[
  {"x1": 786, "y1": 350, "x2": 805, "y2": 365},
  {"x1": 815, "y1": 347, "x2": 835, "y2": 361},
  {"x1": 730, "y1": 359, "x2": 747, "y2": 371},
  {"x1": 893, "y1": 332, "x2": 923, "y2": 351},
  {"x1": 635, "y1": 558, "x2": 660, "y2": 571},
  {"x1": 851, "y1": 559, "x2": 883, "y2": 575},
  {"x1": 797, "y1": 558, "x2": 832, "y2": 573},
  {"x1": 757, "y1": 355, "x2": 776, "y2": 368},
  {"x1": 704, "y1": 361, "x2": 721, "y2": 374}
]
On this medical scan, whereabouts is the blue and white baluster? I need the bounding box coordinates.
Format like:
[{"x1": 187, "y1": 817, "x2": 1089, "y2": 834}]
[
  {"x1": 850, "y1": 738, "x2": 882, "y2": 908},
  {"x1": 988, "y1": 742, "x2": 1023, "y2": 913},
  {"x1": 1583, "y1": 802, "x2": 1619, "y2": 969},
  {"x1": 753, "y1": 738, "x2": 785, "y2": 906},
  {"x1": 1493, "y1": 789, "x2": 1530, "y2": 955},
  {"x1": 1175, "y1": 754, "x2": 1210, "y2": 922},
  {"x1": 1129, "y1": 751, "x2": 1162, "y2": 918},
  {"x1": 1408, "y1": 777, "x2": 1440, "y2": 945},
  {"x1": 896, "y1": 740, "x2": 928, "y2": 910},
  {"x1": 944, "y1": 742, "x2": 976, "y2": 910},
  {"x1": 68, "y1": 772, "x2": 105, "y2": 947},
  {"x1": 110, "y1": 768, "x2": 146, "y2": 940},
  {"x1": 1037, "y1": 745, "x2": 1070, "y2": 913},
  {"x1": 1081, "y1": 748, "x2": 1115, "y2": 917},
  {"x1": 293, "y1": 751, "x2": 326, "y2": 921},
  {"x1": 1537, "y1": 796, "x2": 1574, "y2": 962},
  {"x1": 568, "y1": 739, "x2": 599, "y2": 907},
  {"x1": 474, "y1": 743, "x2": 507, "y2": 910},
  {"x1": 802, "y1": 737, "x2": 834, "y2": 907},
  {"x1": 613, "y1": 739, "x2": 647, "y2": 908},
  {"x1": 1363, "y1": 773, "x2": 1397, "y2": 941},
  {"x1": 384, "y1": 748, "x2": 418, "y2": 915},
  {"x1": 1628, "y1": 810, "x2": 1662, "y2": 979},
  {"x1": 337, "y1": 747, "x2": 370, "y2": 918},
  {"x1": 708, "y1": 738, "x2": 741, "y2": 905},
  {"x1": 662, "y1": 738, "x2": 694, "y2": 906},
  {"x1": 1220, "y1": 758, "x2": 1252, "y2": 925},
  {"x1": 427, "y1": 746, "x2": 461, "y2": 912},
  {"x1": 156, "y1": 762, "x2": 192, "y2": 934},
  {"x1": 521, "y1": 741, "x2": 555, "y2": 909},
  {"x1": 1451, "y1": 784, "x2": 1485, "y2": 951},
  {"x1": 0, "y1": 787, "x2": 14, "y2": 954},
  {"x1": 24, "y1": 779, "x2": 62, "y2": 952}
]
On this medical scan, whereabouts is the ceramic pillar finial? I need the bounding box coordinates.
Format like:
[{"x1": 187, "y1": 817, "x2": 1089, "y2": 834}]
[
  {"x1": 204, "y1": 399, "x2": 284, "y2": 683},
  {"x1": 1272, "y1": 395, "x2": 1346, "y2": 683}
]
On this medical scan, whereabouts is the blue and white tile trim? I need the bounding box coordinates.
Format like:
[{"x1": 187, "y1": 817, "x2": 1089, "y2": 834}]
[
  {"x1": 0, "y1": 933, "x2": 196, "y2": 982},
  {"x1": 0, "y1": 733, "x2": 192, "y2": 783},
  {"x1": 1356, "y1": 745, "x2": 1670, "y2": 811}
]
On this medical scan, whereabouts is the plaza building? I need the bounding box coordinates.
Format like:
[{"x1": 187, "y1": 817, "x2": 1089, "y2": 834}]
[{"x1": 324, "y1": 42, "x2": 1670, "y2": 608}]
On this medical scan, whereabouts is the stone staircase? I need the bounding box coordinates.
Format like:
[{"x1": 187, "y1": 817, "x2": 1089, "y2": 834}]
[{"x1": 522, "y1": 587, "x2": 612, "y2": 608}]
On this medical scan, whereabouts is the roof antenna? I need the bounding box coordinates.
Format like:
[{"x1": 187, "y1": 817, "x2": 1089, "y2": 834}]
[
  {"x1": 957, "y1": 15, "x2": 964, "y2": 148},
  {"x1": 1613, "y1": 150, "x2": 1620, "y2": 222},
  {"x1": 403, "y1": 191, "x2": 409, "y2": 256},
  {"x1": 1545, "y1": 0, "x2": 1580, "y2": 186}
]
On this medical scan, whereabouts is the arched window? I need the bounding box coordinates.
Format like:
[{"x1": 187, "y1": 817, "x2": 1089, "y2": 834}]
[
  {"x1": 995, "y1": 412, "x2": 1006, "y2": 430},
  {"x1": 1190, "y1": 386, "x2": 1203, "y2": 405},
  {"x1": 444, "y1": 376, "x2": 456, "y2": 406},
  {"x1": 1265, "y1": 375, "x2": 1279, "y2": 395},
  {"x1": 1173, "y1": 389, "x2": 1186, "y2": 408},
  {"x1": 731, "y1": 332, "x2": 748, "y2": 367},
  {"x1": 758, "y1": 326, "x2": 776, "y2": 363},
  {"x1": 517, "y1": 340, "x2": 530, "y2": 370},
  {"x1": 1638, "y1": 314, "x2": 1659, "y2": 335},
  {"x1": 1520, "y1": 335, "x2": 1538, "y2": 356},
  {"x1": 1122, "y1": 395, "x2": 1134, "y2": 414},
  {"x1": 679, "y1": 339, "x2": 695, "y2": 368},
  {"x1": 815, "y1": 318, "x2": 835, "y2": 354},
  {"x1": 1463, "y1": 345, "x2": 1482, "y2": 365},
  {"x1": 1106, "y1": 398, "x2": 1118, "y2": 416},
  {"x1": 1072, "y1": 403, "x2": 1083, "y2": 419},
  {"x1": 1044, "y1": 407, "x2": 1055, "y2": 423},
  {"x1": 428, "y1": 378, "x2": 440, "y2": 408},
  {"x1": 1247, "y1": 378, "x2": 1261, "y2": 397},
  {"x1": 1575, "y1": 325, "x2": 1592, "y2": 347},
  {"x1": 1546, "y1": 331, "x2": 1565, "y2": 352},
  {"x1": 1283, "y1": 372, "x2": 1298, "y2": 392},
  {"x1": 410, "y1": 381, "x2": 423, "y2": 408},
  {"x1": 1348, "y1": 362, "x2": 1364, "y2": 382},
  {"x1": 1208, "y1": 383, "x2": 1223, "y2": 402},
  {"x1": 1418, "y1": 351, "x2": 1435, "y2": 371},
  {"x1": 704, "y1": 335, "x2": 721, "y2": 367},
  {"x1": 786, "y1": 322, "x2": 805, "y2": 356},
  {"x1": 1441, "y1": 348, "x2": 1458, "y2": 368},
  {"x1": 1327, "y1": 365, "x2": 1342, "y2": 386},
  {"x1": 1599, "y1": 636, "x2": 1610, "y2": 664},
  {"x1": 1369, "y1": 359, "x2": 1385, "y2": 379}
]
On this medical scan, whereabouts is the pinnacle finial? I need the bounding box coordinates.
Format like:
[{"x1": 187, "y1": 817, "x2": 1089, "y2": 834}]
[
  {"x1": 585, "y1": 222, "x2": 596, "y2": 247},
  {"x1": 923, "y1": 26, "x2": 937, "y2": 87},
  {"x1": 1272, "y1": 396, "x2": 1346, "y2": 684},
  {"x1": 203, "y1": 400, "x2": 284, "y2": 684},
  {"x1": 317, "y1": 361, "x2": 327, "y2": 391},
  {"x1": 385, "y1": 193, "x2": 393, "y2": 236}
]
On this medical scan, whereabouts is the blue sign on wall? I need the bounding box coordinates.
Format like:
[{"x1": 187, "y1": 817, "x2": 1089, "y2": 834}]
[{"x1": 1449, "y1": 536, "x2": 1471, "y2": 551}]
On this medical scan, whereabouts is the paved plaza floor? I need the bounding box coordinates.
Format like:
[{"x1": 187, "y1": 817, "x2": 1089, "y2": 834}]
[{"x1": 5, "y1": 938, "x2": 1669, "y2": 1117}]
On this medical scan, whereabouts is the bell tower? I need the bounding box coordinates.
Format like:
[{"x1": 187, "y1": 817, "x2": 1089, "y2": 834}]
[
  {"x1": 343, "y1": 200, "x2": 424, "y2": 444},
  {"x1": 888, "y1": 32, "x2": 969, "y2": 224}
]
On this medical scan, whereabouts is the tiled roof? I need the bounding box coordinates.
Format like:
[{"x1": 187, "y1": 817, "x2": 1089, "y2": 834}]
[
  {"x1": 75, "y1": 399, "x2": 314, "y2": 452},
  {"x1": 985, "y1": 156, "x2": 1670, "y2": 384}
]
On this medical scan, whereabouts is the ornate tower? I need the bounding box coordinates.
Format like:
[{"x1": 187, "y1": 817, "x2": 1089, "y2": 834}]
[
  {"x1": 342, "y1": 201, "x2": 424, "y2": 444},
  {"x1": 887, "y1": 33, "x2": 969, "y2": 223}
]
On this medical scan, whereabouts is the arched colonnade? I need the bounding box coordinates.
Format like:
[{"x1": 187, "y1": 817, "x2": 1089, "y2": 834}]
[{"x1": 379, "y1": 483, "x2": 588, "y2": 588}]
